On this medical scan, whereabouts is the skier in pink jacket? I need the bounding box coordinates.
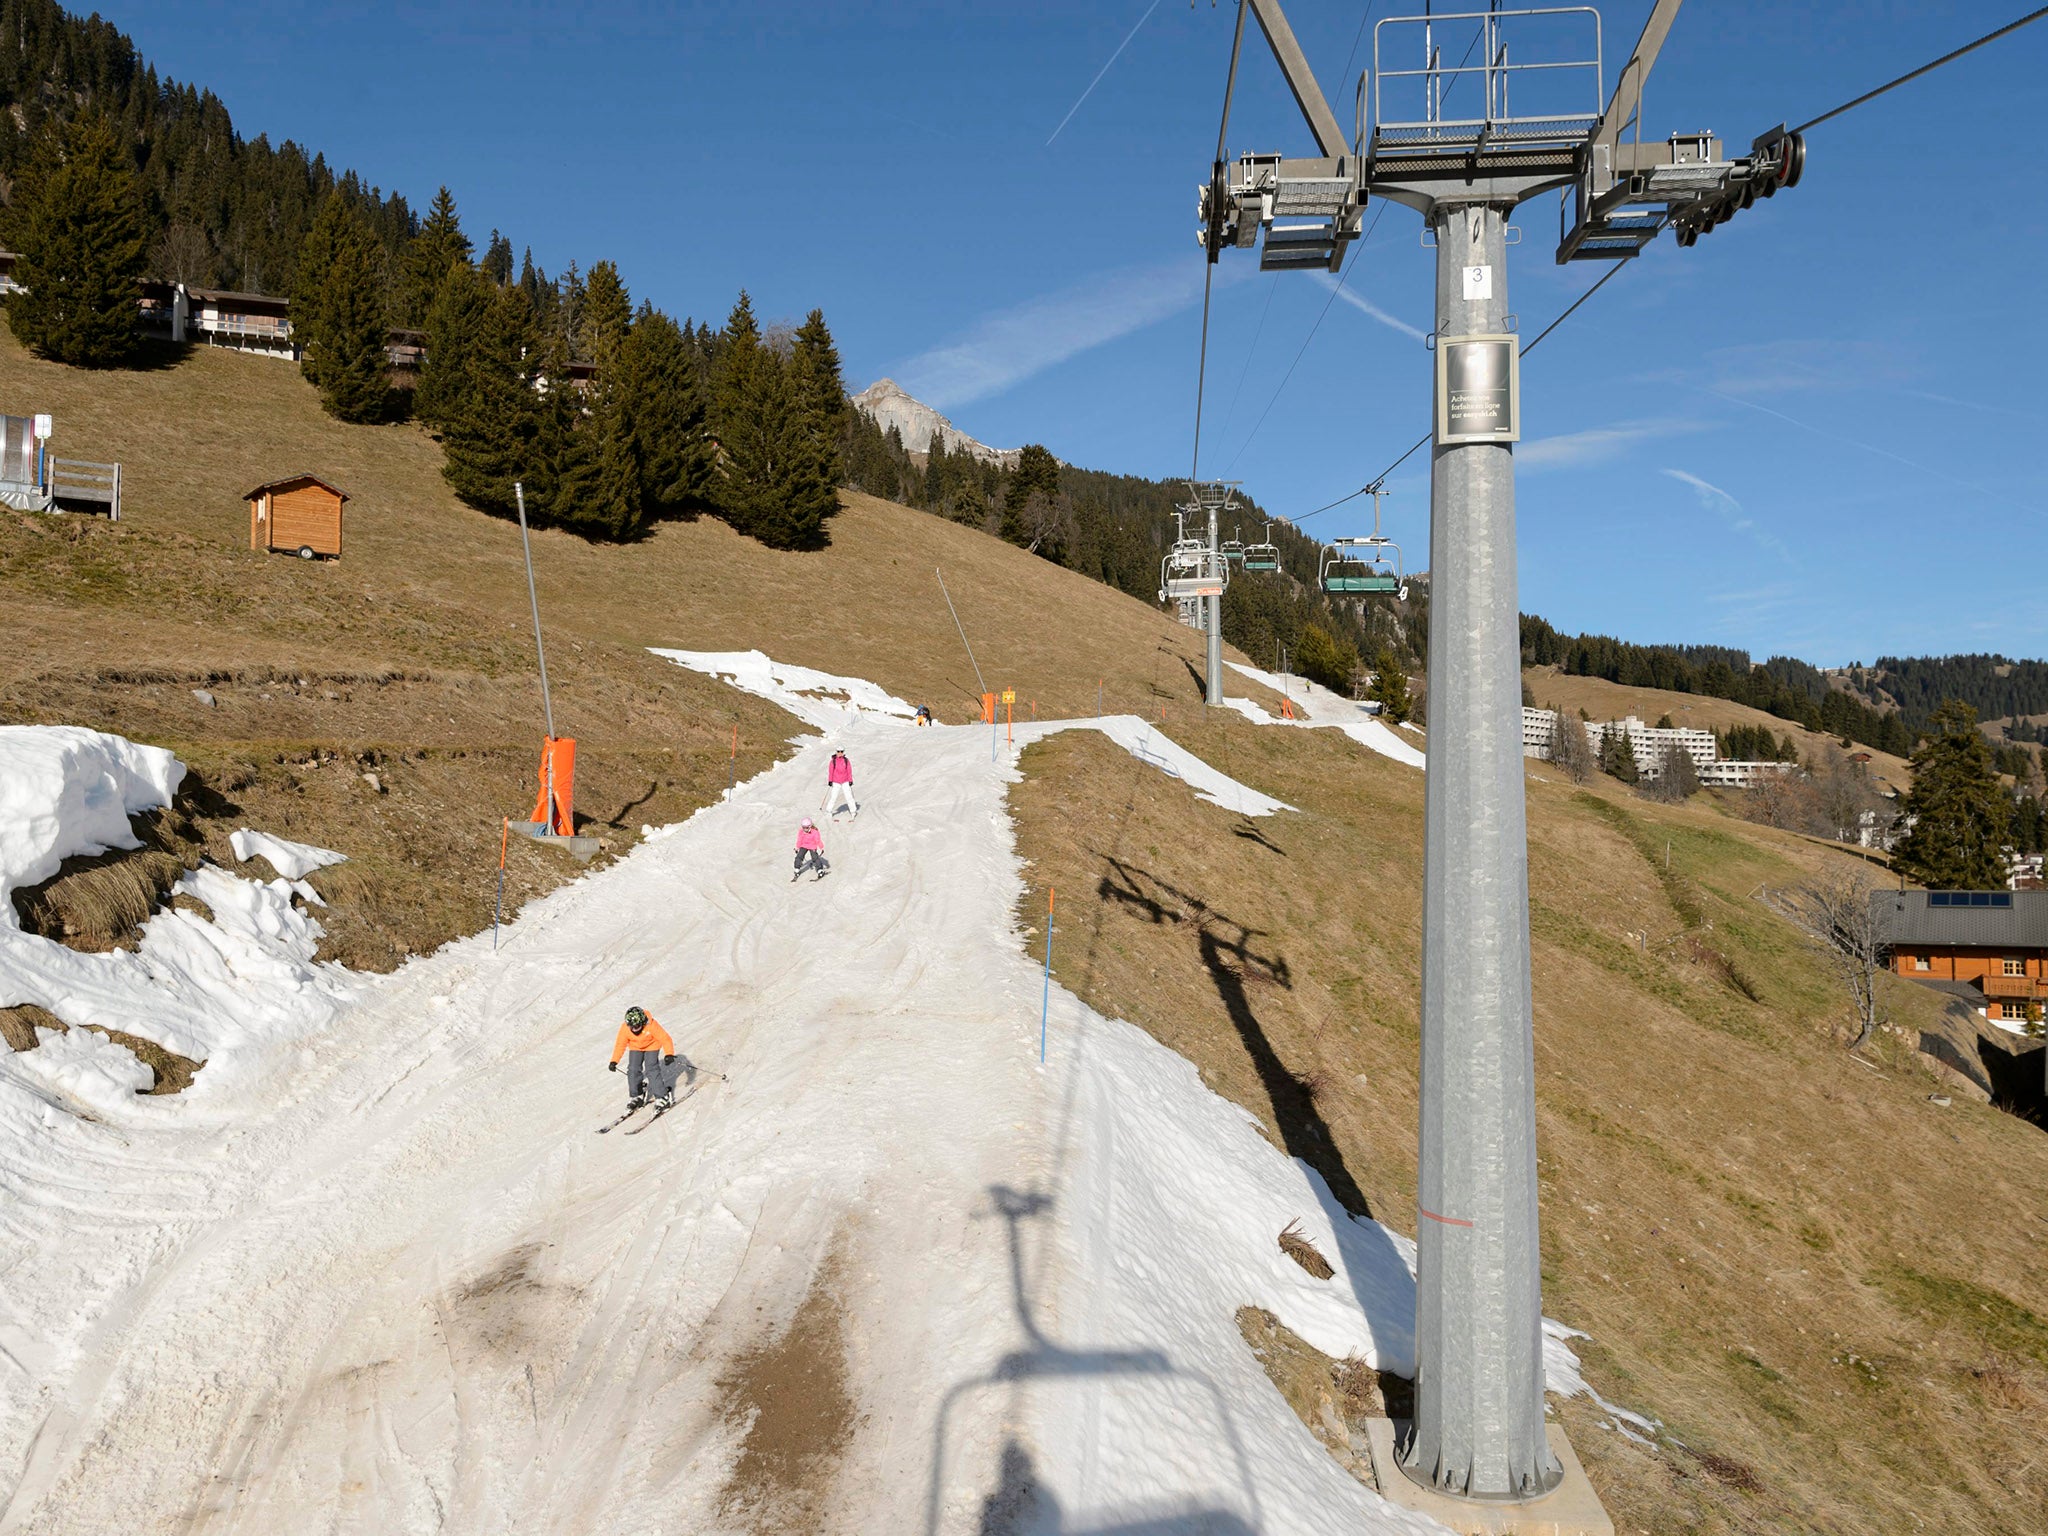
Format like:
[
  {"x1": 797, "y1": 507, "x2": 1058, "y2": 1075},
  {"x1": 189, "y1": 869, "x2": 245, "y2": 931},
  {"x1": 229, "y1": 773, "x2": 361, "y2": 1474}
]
[
  {"x1": 824, "y1": 749, "x2": 858, "y2": 819},
  {"x1": 793, "y1": 817, "x2": 830, "y2": 881}
]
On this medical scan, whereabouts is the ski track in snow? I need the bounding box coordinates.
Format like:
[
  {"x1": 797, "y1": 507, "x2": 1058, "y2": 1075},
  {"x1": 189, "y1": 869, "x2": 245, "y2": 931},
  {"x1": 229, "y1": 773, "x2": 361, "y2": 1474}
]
[
  {"x1": 1224, "y1": 662, "x2": 1428, "y2": 770},
  {"x1": 0, "y1": 661, "x2": 1611, "y2": 1533}
]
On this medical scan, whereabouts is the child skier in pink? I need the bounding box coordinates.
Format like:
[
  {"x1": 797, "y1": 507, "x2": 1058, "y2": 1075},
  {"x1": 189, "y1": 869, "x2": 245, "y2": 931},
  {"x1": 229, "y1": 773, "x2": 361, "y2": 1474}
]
[
  {"x1": 793, "y1": 817, "x2": 830, "y2": 881},
  {"x1": 824, "y1": 749, "x2": 858, "y2": 819}
]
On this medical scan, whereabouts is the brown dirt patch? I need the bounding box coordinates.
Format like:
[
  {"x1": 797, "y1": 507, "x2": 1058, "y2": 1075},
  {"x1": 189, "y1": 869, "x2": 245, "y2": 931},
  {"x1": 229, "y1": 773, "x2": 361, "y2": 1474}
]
[
  {"x1": 1235, "y1": 1305, "x2": 1397, "y2": 1487},
  {"x1": 715, "y1": 1252, "x2": 859, "y2": 1533},
  {"x1": 0, "y1": 1001, "x2": 203, "y2": 1094}
]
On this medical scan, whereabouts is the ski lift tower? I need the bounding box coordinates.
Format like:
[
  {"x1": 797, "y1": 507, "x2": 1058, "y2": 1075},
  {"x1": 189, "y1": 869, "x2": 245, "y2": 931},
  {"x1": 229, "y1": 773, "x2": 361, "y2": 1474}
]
[
  {"x1": 1182, "y1": 479, "x2": 1239, "y2": 704},
  {"x1": 1200, "y1": 0, "x2": 1803, "y2": 1508}
]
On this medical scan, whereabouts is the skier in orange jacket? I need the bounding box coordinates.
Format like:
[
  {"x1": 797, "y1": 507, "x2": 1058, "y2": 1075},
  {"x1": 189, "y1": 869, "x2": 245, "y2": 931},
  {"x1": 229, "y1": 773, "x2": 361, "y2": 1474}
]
[{"x1": 609, "y1": 1005, "x2": 681, "y2": 1109}]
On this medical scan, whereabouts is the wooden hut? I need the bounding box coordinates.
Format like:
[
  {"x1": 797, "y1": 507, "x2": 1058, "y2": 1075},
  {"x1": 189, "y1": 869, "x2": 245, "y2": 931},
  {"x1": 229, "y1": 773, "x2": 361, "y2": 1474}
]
[{"x1": 247, "y1": 474, "x2": 349, "y2": 559}]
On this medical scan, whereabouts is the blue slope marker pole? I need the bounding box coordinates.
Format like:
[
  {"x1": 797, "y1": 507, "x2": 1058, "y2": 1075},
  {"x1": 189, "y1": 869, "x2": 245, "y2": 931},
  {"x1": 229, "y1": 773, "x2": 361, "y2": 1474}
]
[
  {"x1": 1040, "y1": 887, "x2": 1054, "y2": 1063},
  {"x1": 493, "y1": 818, "x2": 508, "y2": 950}
]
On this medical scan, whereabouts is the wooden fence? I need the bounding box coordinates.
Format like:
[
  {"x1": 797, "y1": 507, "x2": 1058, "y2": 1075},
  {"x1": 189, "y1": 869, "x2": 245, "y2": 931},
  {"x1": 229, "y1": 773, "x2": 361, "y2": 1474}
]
[{"x1": 49, "y1": 458, "x2": 121, "y2": 520}]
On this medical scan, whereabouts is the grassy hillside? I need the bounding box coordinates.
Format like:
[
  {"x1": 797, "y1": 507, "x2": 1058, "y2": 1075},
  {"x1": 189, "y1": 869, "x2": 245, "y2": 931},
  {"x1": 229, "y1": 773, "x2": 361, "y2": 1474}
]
[
  {"x1": 1009, "y1": 718, "x2": 2046, "y2": 1535},
  {"x1": 1529, "y1": 666, "x2": 1914, "y2": 793},
  {"x1": 0, "y1": 333, "x2": 1238, "y2": 964}
]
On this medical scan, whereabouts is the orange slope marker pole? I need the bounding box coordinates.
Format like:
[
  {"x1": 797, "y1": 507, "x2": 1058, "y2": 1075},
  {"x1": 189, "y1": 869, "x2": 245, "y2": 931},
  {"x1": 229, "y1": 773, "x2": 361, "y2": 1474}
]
[{"x1": 728, "y1": 724, "x2": 738, "y2": 799}]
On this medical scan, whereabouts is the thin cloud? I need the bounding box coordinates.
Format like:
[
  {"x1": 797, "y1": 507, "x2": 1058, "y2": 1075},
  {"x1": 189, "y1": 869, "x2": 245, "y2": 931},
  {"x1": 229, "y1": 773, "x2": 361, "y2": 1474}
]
[
  {"x1": 1047, "y1": 0, "x2": 1163, "y2": 146},
  {"x1": 1517, "y1": 418, "x2": 1703, "y2": 472},
  {"x1": 1662, "y1": 468, "x2": 1794, "y2": 562},
  {"x1": 1706, "y1": 387, "x2": 2040, "y2": 515},
  {"x1": 1313, "y1": 273, "x2": 1427, "y2": 342},
  {"x1": 894, "y1": 258, "x2": 1222, "y2": 410}
]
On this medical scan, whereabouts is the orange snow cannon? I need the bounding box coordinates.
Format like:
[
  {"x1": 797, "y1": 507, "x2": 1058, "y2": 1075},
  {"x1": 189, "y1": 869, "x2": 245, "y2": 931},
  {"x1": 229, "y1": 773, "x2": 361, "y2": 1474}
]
[
  {"x1": 530, "y1": 735, "x2": 577, "y2": 835},
  {"x1": 510, "y1": 736, "x2": 599, "y2": 860}
]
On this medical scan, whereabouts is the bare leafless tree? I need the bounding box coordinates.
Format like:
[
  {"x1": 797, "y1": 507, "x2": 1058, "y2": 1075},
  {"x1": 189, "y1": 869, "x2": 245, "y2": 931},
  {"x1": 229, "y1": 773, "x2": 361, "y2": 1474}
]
[
  {"x1": 150, "y1": 220, "x2": 215, "y2": 288},
  {"x1": 1762, "y1": 869, "x2": 1888, "y2": 1050},
  {"x1": 1546, "y1": 708, "x2": 1595, "y2": 784},
  {"x1": 1018, "y1": 489, "x2": 1077, "y2": 559}
]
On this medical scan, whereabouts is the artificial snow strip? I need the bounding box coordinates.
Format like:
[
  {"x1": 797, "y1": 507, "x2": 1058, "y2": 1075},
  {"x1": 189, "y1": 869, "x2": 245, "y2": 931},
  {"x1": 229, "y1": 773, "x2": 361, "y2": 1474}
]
[
  {"x1": 2, "y1": 712, "x2": 1615, "y2": 1531},
  {"x1": 654, "y1": 646, "x2": 1296, "y2": 817},
  {"x1": 1225, "y1": 660, "x2": 1428, "y2": 770},
  {"x1": 228, "y1": 828, "x2": 346, "y2": 881}
]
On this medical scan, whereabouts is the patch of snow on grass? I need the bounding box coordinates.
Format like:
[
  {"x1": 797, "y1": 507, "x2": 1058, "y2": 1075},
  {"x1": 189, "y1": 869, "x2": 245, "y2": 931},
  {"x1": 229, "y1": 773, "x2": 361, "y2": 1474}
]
[
  {"x1": 228, "y1": 828, "x2": 345, "y2": 881},
  {"x1": 11, "y1": 1023, "x2": 154, "y2": 1110},
  {"x1": 0, "y1": 726, "x2": 184, "y2": 923},
  {"x1": 651, "y1": 648, "x2": 919, "y2": 731},
  {"x1": 1224, "y1": 661, "x2": 1427, "y2": 770},
  {"x1": 1020, "y1": 715, "x2": 1295, "y2": 818}
]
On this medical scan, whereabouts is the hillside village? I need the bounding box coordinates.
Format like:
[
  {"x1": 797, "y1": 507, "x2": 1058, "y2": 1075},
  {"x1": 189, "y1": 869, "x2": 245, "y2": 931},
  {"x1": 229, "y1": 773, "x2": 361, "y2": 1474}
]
[{"x1": 1, "y1": 4, "x2": 2046, "y2": 1536}]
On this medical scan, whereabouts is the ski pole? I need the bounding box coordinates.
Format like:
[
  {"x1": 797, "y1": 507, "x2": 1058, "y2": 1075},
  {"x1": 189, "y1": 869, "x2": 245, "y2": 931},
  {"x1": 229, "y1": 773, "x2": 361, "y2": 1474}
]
[
  {"x1": 1040, "y1": 887, "x2": 1054, "y2": 1063},
  {"x1": 493, "y1": 817, "x2": 508, "y2": 950}
]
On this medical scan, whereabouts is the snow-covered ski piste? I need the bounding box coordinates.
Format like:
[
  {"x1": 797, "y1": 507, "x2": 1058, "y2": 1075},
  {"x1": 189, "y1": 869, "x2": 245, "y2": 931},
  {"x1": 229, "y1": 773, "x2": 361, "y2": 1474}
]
[{"x1": 2, "y1": 658, "x2": 1610, "y2": 1534}]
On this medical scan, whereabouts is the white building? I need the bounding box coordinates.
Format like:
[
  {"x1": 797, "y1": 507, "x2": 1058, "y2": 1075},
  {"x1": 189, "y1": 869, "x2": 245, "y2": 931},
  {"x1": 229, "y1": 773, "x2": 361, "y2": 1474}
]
[{"x1": 1522, "y1": 707, "x2": 1795, "y2": 788}]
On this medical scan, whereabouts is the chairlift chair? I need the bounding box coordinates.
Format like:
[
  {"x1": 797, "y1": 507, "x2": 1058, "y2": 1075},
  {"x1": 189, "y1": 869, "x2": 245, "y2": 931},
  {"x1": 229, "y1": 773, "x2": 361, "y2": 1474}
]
[
  {"x1": 1320, "y1": 537, "x2": 1406, "y2": 598},
  {"x1": 1221, "y1": 525, "x2": 1246, "y2": 565},
  {"x1": 1241, "y1": 521, "x2": 1281, "y2": 572}
]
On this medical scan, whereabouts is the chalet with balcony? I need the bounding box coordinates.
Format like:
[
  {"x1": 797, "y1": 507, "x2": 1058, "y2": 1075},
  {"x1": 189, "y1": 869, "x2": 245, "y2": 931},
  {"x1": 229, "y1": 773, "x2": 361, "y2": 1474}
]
[{"x1": 1877, "y1": 888, "x2": 2048, "y2": 1028}]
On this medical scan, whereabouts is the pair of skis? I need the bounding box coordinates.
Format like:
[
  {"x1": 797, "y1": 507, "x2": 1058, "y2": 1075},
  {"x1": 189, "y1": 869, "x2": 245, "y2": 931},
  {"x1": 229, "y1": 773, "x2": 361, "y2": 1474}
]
[{"x1": 595, "y1": 1070, "x2": 726, "y2": 1135}]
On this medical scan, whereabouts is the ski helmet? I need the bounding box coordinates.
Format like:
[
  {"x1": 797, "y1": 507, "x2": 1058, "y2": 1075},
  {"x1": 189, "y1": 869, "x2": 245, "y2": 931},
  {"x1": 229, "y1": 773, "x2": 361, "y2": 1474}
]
[
  {"x1": 801, "y1": 817, "x2": 815, "y2": 829},
  {"x1": 625, "y1": 1006, "x2": 648, "y2": 1032}
]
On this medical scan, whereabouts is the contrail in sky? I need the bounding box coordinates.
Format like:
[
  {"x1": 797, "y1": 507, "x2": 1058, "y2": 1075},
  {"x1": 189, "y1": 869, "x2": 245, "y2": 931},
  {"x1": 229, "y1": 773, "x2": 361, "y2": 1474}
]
[{"x1": 1047, "y1": 0, "x2": 1164, "y2": 146}]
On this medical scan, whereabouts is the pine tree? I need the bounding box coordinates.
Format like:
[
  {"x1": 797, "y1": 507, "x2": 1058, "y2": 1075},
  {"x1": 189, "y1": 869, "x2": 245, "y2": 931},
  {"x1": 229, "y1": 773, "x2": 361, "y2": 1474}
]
[
  {"x1": 480, "y1": 230, "x2": 514, "y2": 286},
  {"x1": 626, "y1": 306, "x2": 713, "y2": 517},
  {"x1": 708, "y1": 291, "x2": 779, "y2": 540},
  {"x1": 5, "y1": 112, "x2": 148, "y2": 367},
  {"x1": 415, "y1": 261, "x2": 493, "y2": 429},
  {"x1": 1002, "y1": 445, "x2": 1061, "y2": 547},
  {"x1": 291, "y1": 191, "x2": 355, "y2": 387},
  {"x1": 1370, "y1": 647, "x2": 1413, "y2": 724},
  {"x1": 1893, "y1": 700, "x2": 2012, "y2": 890},
  {"x1": 1599, "y1": 723, "x2": 1641, "y2": 784},
  {"x1": 398, "y1": 186, "x2": 471, "y2": 326},
  {"x1": 791, "y1": 308, "x2": 848, "y2": 480},
  {"x1": 579, "y1": 260, "x2": 632, "y2": 372},
  {"x1": 317, "y1": 220, "x2": 391, "y2": 423},
  {"x1": 554, "y1": 268, "x2": 645, "y2": 541},
  {"x1": 442, "y1": 286, "x2": 538, "y2": 515}
]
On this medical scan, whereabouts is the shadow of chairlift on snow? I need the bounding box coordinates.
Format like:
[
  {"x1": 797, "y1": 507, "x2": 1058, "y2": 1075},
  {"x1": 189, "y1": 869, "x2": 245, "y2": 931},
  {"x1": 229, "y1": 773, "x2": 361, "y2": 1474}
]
[{"x1": 925, "y1": 1184, "x2": 1263, "y2": 1536}]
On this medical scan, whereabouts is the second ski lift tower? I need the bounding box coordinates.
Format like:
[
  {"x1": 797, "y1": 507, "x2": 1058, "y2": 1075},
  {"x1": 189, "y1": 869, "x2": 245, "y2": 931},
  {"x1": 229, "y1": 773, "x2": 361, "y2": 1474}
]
[
  {"x1": 1180, "y1": 479, "x2": 1238, "y2": 701},
  {"x1": 1197, "y1": 0, "x2": 1804, "y2": 1510}
]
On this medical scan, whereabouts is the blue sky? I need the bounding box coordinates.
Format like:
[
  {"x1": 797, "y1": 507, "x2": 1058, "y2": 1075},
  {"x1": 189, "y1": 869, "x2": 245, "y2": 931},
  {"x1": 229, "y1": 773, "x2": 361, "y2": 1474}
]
[{"x1": 119, "y1": 2, "x2": 2045, "y2": 666}]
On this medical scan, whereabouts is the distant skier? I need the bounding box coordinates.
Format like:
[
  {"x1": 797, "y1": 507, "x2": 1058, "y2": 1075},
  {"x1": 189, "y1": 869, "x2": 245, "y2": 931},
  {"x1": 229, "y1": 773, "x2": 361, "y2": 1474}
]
[
  {"x1": 793, "y1": 817, "x2": 830, "y2": 881},
  {"x1": 608, "y1": 1005, "x2": 679, "y2": 1110},
  {"x1": 914, "y1": 705, "x2": 933, "y2": 727},
  {"x1": 824, "y1": 749, "x2": 859, "y2": 818}
]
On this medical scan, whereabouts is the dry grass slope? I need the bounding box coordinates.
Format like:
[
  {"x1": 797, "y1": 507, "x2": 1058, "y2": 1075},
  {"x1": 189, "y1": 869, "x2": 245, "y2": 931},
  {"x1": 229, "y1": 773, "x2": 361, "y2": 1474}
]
[
  {"x1": 0, "y1": 331, "x2": 1236, "y2": 966},
  {"x1": 1008, "y1": 715, "x2": 2048, "y2": 1536}
]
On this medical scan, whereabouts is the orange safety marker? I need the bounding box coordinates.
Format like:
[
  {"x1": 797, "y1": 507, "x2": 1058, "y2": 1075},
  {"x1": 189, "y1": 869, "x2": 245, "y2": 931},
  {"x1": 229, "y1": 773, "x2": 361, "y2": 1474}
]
[
  {"x1": 982, "y1": 691, "x2": 997, "y2": 724},
  {"x1": 1281, "y1": 697, "x2": 1297, "y2": 720}
]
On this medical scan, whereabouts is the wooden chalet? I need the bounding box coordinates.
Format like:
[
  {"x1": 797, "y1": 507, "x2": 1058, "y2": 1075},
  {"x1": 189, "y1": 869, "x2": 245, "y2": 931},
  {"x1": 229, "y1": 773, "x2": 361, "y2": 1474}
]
[
  {"x1": 1877, "y1": 888, "x2": 2048, "y2": 1027},
  {"x1": 248, "y1": 474, "x2": 349, "y2": 560}
]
